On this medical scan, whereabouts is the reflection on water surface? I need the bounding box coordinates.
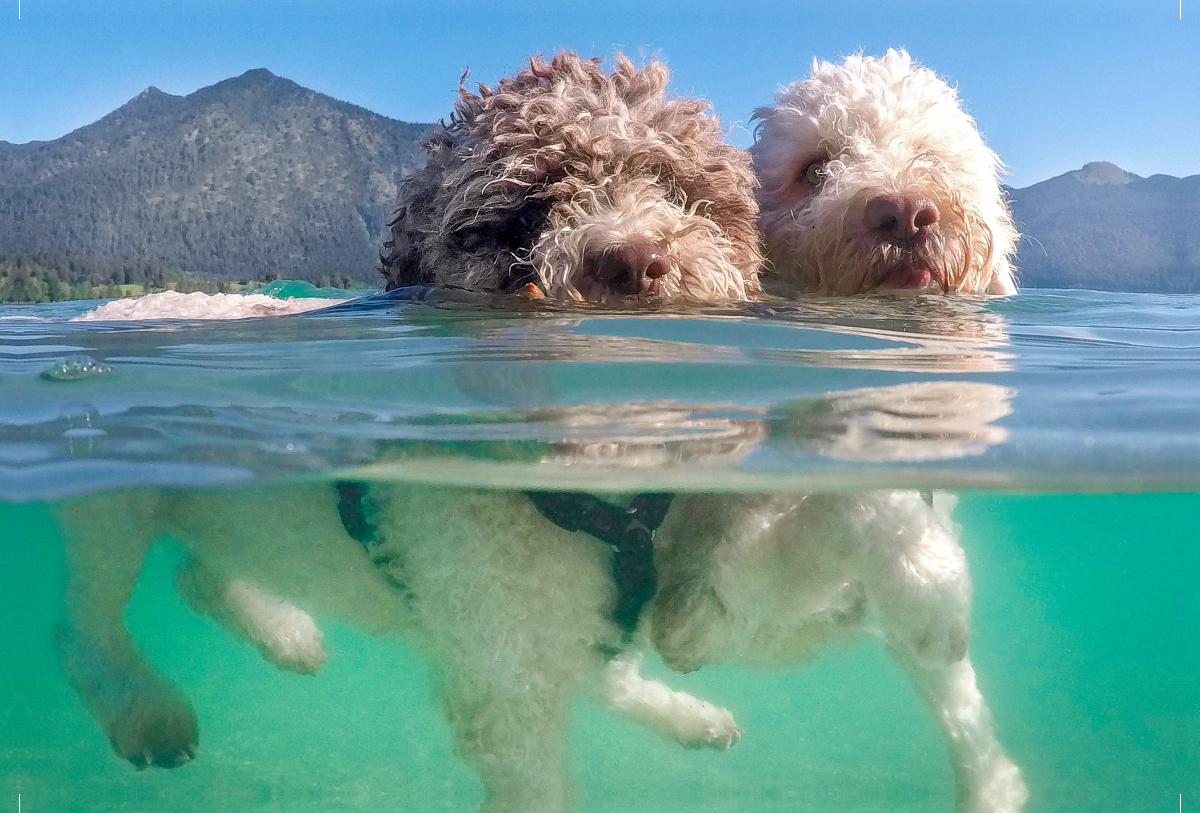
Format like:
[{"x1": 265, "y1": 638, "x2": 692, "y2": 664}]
[{"x1": 4, "y1": 289, "x2": 1200, "y2": 496}]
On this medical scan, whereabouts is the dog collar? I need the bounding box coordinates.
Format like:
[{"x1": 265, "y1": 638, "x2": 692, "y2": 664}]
[
  {"x1": 527, "y1": 491, "x2": 673, "y2": 640},
  {"x1": 335, "y1": 481, "x2": 409, "y2": 593}
]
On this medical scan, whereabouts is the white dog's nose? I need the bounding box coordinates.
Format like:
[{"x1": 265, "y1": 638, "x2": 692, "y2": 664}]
[{"x1": 864, "y1": 196, "x2": 940, "y2": 244}]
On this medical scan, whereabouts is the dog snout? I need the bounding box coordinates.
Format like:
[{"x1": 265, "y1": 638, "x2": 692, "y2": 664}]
[
  {"x1": 587, "y1": 244, "x2": 669, "y2": 297},
  {"x1": 864, "y1": 196, "x2": 940, "y2": 245}
]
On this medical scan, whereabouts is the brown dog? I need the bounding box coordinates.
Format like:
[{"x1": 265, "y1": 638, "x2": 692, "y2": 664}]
[{"x1": 380, "y1": 52, "x2": 761, "y2": 305}]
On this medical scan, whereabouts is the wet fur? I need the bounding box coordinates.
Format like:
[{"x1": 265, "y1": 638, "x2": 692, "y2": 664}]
[
  {"x1": 752, "y1": 50, "x2": 1018, "y2": 295},
  {"x1": 380, "y1": 52, "x2": 761, "y2": 302},
  {"x1": 54, "y1": 475, "x2": 1024, "y2": 812}
]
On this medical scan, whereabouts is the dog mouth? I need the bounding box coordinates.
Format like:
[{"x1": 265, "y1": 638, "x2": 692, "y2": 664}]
[
  {"x1": 857, "y1": 234, "x2": 956, "y2": 295},
  {"x1": 574, "y1": 277, "x2": 667, "y2": 305},
  {"x1": 876, "y1": 264, "x2": 934, "y2": 291},
  {"x1": 844, "y1": 193, "x2": 968, "y2": 294}
]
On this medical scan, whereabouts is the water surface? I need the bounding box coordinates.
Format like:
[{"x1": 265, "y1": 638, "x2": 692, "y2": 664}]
[{"x1": 1, "y1": 289, "x2": 1197, "y2": 813}]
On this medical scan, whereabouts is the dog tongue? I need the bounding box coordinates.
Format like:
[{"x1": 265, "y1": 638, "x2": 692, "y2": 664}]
[{"x1": 879, "y1": 267, "x2": 932, "y2": 290}]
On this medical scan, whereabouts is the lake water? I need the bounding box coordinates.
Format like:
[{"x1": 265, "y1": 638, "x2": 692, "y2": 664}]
[{"x1": 1, "y1": 288, "x2": 1197, "y2": 813}]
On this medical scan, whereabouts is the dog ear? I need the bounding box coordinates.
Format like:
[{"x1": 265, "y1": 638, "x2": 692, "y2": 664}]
[
  {"x1": 381, "y1": 162, "x2": 446, "y2": 290},
  {"x1": 749, "y1": 105, "x2": 776, "y2": 141},
  {"x1": 379, "y1": 217, "x2": 425, "y2": 291},
  {"x1": 445, "y1": 194, "x2": 554, "y2": 291}
]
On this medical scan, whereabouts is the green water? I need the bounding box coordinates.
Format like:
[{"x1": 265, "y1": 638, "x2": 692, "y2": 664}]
[{"x1": 3, "y1": 492, "x2": 1196, "y2": 813}]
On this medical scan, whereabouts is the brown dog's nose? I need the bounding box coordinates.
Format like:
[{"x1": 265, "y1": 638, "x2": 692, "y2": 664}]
[
  {"x1": 864, "y1": 196, "x2": 940, "y2": 244},
  {"x1": 589, "y1": 244, "x2": 668, "y2": 297}
]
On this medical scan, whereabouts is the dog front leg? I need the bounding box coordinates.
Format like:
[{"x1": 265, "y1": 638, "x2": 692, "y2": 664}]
[
  {"x1": 54, "y1": 490, "x2": 199, "y2": 769},
  {"x1": 651, "y1": 495, "x2": 789, "y2": 673},
  {"x1": 174, "y1": 553, "x2": 327, "y2": 674},
  {"x1": 598, "y1": 651, "x2": 740, "y2": 750},
  {"x1": 903, "y1": 656, "x2": 1028, "y2": 813}
]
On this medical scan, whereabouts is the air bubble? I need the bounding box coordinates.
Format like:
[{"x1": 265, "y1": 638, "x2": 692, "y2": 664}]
[{"x1": 41, "y1": 355, "x2": 113, "y2": 382}]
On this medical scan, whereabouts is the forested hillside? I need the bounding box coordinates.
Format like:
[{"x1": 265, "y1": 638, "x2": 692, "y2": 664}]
[
  {"x1": 1009, "y1": 162, "x2": 1200, "y2": 292},
  {"x1": 0, "y1": 69, "x2": 433, "y2": 285},
  {"x1": 0, "y1": 252, "x2": 367, "y2": 303}
]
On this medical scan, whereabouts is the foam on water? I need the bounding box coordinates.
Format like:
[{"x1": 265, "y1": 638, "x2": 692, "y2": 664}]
[{"x1": 73, "y1": 290, "x2": 336, "y2": 321}]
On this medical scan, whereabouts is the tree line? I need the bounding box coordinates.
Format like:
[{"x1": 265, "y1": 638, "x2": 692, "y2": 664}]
[{"x1": 0, "y1": 253, "x2": 367, "y2": 304}]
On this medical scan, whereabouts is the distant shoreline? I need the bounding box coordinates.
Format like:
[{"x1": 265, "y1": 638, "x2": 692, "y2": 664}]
[{"x1": 0, "y1": 253, "x2": 370, "y2": 304}]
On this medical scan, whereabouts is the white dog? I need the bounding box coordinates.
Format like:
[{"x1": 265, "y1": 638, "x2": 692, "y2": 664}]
[
  {"x1": 651, "y1": 490, "x2": 1026, "y2": 813},
  {"x1": 752, "y1": 49, "x2": 1018, "y2": 295},
  {"x1": 637, "y1": 52, "x2": 1029, "y2": 810}
]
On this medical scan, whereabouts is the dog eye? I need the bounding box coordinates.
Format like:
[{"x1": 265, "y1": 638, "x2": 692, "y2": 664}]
[
  {"x1": 451, "y1": 196, "x2": 553, "y2": 254},
  {"x1": 801, "y1": 161, "x2": 827, "y2": 186}
]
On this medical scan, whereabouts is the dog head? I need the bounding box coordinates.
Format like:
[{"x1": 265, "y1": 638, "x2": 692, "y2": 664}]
[
  {"x1": 382, "y1": 52, "x2": 762, "y2": 304},
  {"x1": 751, "y1": 50, "x2": 1017, "y2": 296}
]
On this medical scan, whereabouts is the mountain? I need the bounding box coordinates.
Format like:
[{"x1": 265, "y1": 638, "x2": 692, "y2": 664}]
[
  {"x1": 0, "y1": 69, "x2": 434, "y2": 282},
  {"x1": 1009, "y1": 162, "x2": 1200, "y2": 292}
]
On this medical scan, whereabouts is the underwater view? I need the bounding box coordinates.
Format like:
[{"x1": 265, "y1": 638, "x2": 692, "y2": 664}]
[{"x1": 1, "y1": 288, "x2": 1197, "y2": 813}]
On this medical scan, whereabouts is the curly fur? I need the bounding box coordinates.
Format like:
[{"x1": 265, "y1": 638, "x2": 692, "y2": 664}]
[
  {"x1": 752, "y1": 50, "x2": 1018, "y2": 295},
  {"x1": 381, "y1": 52, "x2": 761, "y2": 303}
]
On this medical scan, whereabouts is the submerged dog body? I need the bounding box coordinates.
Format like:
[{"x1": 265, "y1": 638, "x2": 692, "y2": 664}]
[
  {"x1": 56, "y1": 478, "x2": 1023, "y2": 813},
  {"x1": 752, "y1": 50, "x2": 1018, "y2": 295},
  {"x1": 653, "y1": 491, "x2": 1027, "y2": 813},
  {"x1": 54, "y1": 484, "x2": 742, "y2": 801},
  {"x1": 380, "y1": 52, "x2": 762, "y2": 304}
]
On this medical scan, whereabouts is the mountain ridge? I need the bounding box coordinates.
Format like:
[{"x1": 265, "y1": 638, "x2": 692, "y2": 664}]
[
  {"x1": 0, "y1": 68, "x2": 435, "y2": 283},
  {"x1": 1008, "y1": 162, "x2": 1200, "y2": 292}
]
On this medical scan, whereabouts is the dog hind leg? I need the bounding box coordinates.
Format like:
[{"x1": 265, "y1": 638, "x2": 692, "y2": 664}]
[
  {"x1": 437, "y1": 674, "x2": 574, "y2": 813},
  {"x1": 54, "y1": 490, "x2": 199, "y2": 769},
  {"x1": 904, "y1": 656, "x2": 1028, "y2": 813},
  {"x1": 862, "y1": 493, "x2": 1027, "y2": 812}
]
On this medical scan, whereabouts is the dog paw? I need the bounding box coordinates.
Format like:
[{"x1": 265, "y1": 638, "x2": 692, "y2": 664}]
[
  {"x1": 676, "y1": 702, "x2": 741, "y2": 751},
  {"x1": 960, "y1": 755, "x2": 1028, "y2": 813},
  {"x1": 218, "y1": 579, "x2": 327, "y2": 675},
  {"x1": 55, "y1": 624, "x2": 199, "y2": 769},
  {"x1": 105, "y1": 684, "x2": 199, "y2": 770},
  {"x1": 253, "y1": 606, "x2": 327, "y2": 675}
]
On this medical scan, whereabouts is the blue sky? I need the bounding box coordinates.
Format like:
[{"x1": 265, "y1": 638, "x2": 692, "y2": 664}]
[{"x1": 0, "y1": 1, "x2": 1196, "y2": 188}]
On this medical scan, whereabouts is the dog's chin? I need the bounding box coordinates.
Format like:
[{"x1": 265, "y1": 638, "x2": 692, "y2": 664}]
[
  {"x1": 819, "y1": 259, "x2": 940, "y2": 296},
  {"x1": 571, "y1": 285, "x2": 667, "y2": 306}
]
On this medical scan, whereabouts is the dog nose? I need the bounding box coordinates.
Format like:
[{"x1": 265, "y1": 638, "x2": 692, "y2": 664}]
[
  {"x1": 864, "y1": 196, "x2": 940, "y2": 243},
  {"x1": 589, "y1": 244, "x2": 669, "y2": 296}
]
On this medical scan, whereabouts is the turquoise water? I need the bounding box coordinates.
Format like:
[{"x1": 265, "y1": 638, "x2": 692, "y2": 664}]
[{"x1": 2, "y1": 290, "x2": 1198, "y2": 812}]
